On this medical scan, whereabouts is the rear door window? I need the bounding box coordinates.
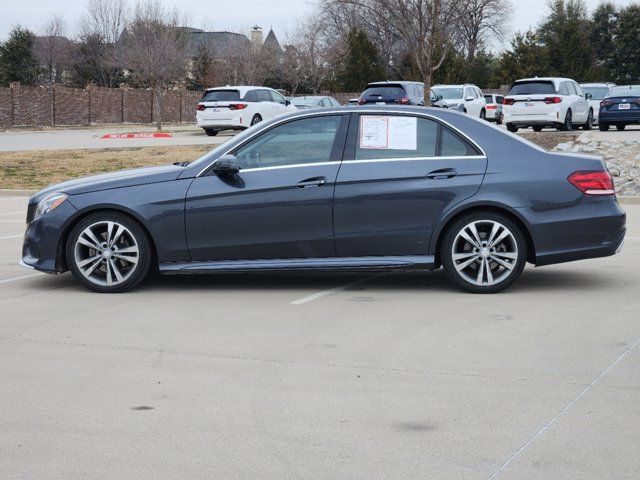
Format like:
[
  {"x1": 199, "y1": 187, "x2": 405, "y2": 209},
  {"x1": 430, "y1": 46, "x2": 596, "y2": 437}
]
[
  {"x1": 201, "y1": 90, "x2": 240, "y2": 102},
  {"x1": 243, "y1": 90, "x2": 258, "y2": 102},
  {"x1": 255, "y1": 90, "x2": 272, "y2": 102},
  {"x1": 508, "y1": 81, "x2": 556, "y2": 95}
]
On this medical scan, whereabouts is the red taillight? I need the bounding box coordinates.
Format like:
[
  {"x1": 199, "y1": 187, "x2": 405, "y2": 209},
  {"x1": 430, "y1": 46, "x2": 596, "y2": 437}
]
[
  {"x1": 568, "y1": 171, "x2": 615, "y2": 195},
  {"x1": 544, "y1": 96, "x2": 562, "y2": 104},
  {"x1": 395, "y1": 97, "x2": 410, "y2": 105},
  {"x1": 601, "y1": 99, "x2": 613, "y2": 107},
  {"x1": 196, "y1": 104, "x2": 205, "y2": 111},
  {"x1": 358, "y1": 98, "x2": 366, "y2": 105},
  {"x1": 486, "y1": 104, "x2": 497, "y2": 110},
  {"x1": 229, "y1": 103, "x2": 247, "y2": 110},
  {"x1": 503, "y1": 97, "x2": 515, "y2": 105}
]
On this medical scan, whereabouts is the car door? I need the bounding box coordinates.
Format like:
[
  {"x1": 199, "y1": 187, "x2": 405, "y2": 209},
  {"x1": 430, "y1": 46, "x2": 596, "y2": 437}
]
[
  {"x1": 572, "y1": 82, "x2": 589, "y2": 122},
  {"x1": 464, "y1": 87, "x2": 476, "y2": 115},
  {"x1": 255, "y1": 89, "x2": 276, "y2": 119},
  {"x1": 476, "y1": 88, "x2": 486, "y2": 115},
  {"x1": 269, "y1": 90, "x2": 292, "y2": 116},
  {"x1": 333, "y1": 113, "x2": 488, "y2": 256},
  {"x1": 185, "y1": 114, "x2": 349, "y2": 261}
]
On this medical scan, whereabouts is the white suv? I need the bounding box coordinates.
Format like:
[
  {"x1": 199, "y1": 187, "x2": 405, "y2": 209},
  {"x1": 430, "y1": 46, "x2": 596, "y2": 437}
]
[
  {"x1": 196, "y1": 86, "x2": 297, "y2": 136},
  {"x1": 580, "y1": 82, "x2": 615, "y2": 124},
  {"x1": 503, "y1": 77, "x2": 593, "y2": 132},
  {"x1": 431, "y1": 84, "x2": 487, "y2": 119}
]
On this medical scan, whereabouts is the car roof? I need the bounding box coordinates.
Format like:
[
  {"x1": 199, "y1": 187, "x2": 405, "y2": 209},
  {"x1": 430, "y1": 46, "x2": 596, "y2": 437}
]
[
  {"x1": 367, "y1": 81, "x2": 424, "y2": 86},
  {"x1": 580, "y1": 82, "x2": 616, "y2": 87},
  {"x1": 514, "y1": 77, "x2": 576, "y2": 85},
  {"x1": 204, "y1": 86, "x2": 275, "y2": 94},
  {"x1": 433, "y1": 84, "x2": 479, "y2": 88}
]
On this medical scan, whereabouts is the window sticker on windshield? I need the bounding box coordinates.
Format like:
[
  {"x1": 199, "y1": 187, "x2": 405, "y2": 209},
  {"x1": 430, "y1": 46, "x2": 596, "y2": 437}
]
[{"x1": 359, "y1": 116, "x2": 417, "y2": 150}]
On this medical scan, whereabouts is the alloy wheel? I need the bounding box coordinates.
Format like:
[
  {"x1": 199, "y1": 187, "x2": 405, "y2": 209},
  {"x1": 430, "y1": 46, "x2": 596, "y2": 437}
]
[
  {"x1": 451, "y1": 220, "x2": 519, "y2": 287},
  {"x1": 73, "y1": 221, "x2": 140, "y2": 287}
]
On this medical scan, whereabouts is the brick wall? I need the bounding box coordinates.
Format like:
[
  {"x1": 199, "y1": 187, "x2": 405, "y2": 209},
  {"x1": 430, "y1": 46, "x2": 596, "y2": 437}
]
[{"x1": 0, "y1": 83, "x2": 205, "y2": 128}]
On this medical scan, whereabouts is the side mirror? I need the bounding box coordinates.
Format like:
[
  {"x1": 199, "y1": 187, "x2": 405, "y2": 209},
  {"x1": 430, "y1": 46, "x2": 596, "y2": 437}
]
[
  {"x1": 436, "y1": 94, "x2": 443, "y2": 101},
  {"x1": 213, "y1": 154, "x2": 240, "y2": 174},
  {"x1": 585, "y1": 93, "x2": 593, "y2": 100},
  {"x1": 285, "y1": 99, "x2": 291, "y2": 106}
]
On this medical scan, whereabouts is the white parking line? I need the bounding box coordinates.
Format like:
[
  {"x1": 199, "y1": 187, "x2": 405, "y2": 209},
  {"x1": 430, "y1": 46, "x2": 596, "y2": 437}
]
[
  {"x1": 0, "y1": 273, "x2": 41, "y2": 284},
  {"x1": 290, "y1": 275, "x2": 382, "y2": 305},
  {"x1": 0, "y1": 234, "x2": 23, "y2": 240},
  {"x1": 488, "y1": 336, "x2": 640, "y2": 479},
  {"x1": 0, "y1": 211, "x2": 23, "y2": 216}
]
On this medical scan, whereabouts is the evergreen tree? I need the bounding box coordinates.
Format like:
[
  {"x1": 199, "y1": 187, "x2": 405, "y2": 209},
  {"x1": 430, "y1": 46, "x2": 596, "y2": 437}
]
[
  {"x1": 493, "y1": 31, "x2": 549, "y2": 86},
  {"x1": 538, "y1": 0, "x2": 593, "y2": 79},
  {"x1": 0, "y1": 26, "x2": 40, "y2": 86},
  {"x1": 338, "y1": 28, "x2": 385, "y2": 92},
  {"x1": 589, "y1": 2, "x2": 618, "y2": 81},
  {"x1": 613, "y1": 5, "x2": 640, "y2": 83}
]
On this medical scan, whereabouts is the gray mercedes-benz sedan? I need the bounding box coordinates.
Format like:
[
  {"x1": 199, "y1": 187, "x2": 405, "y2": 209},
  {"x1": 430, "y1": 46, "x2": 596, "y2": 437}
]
[{"x1": 21, "y1": 106, "x2": 626, "y2": 293}]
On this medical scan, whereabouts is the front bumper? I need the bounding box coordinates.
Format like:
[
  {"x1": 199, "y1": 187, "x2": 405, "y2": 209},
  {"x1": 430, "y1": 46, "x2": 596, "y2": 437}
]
[
  {"x1": 517, "y1": 196, "x2": 626, "y2": 267},
  {"x1": 21, "y1": 199, "x2": 79, "y2": 273}
]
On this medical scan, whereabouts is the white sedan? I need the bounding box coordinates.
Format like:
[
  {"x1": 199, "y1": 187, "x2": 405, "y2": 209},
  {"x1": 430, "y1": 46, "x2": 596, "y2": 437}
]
[{"x1": 196, "y1": 86, "x2": 297, "y2": 136}]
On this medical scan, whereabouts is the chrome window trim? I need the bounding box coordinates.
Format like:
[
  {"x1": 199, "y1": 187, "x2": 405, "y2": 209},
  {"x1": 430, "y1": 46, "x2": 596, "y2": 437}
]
[
  {"x1": 195, "y1": 109, "x2": 487, "y2": 178},
  {"x1": 240, "y1": 161, "x2": 341, "y2": 173},
  {"x1": 346, "y1": 155, "x2": 486, "y2": 165}
]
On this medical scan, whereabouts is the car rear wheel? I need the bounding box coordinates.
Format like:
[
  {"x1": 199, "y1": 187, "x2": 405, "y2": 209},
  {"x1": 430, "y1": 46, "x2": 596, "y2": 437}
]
[
  {"x1": 250, "y1": 114, "x2": 262, "y2": 126},
  {"x1": 599, "y1": 122, "x2": 610, "y2": 131},
  {"x1": 204, "y1": 128, "x2": 219, "y2": 137},
  {"x1": 497, "y1": 113, "x2": 503, "y2": 125},
  {"x1": 583, "y1": 109, "x2": 593, "y2": 130},
  {"x1": 506, "y1": 123, "x2": 518, "y2": 133},
  {"x1": 532, "y1": 126, "x2": 543, "y2": 132},
  {"x1": 480, "y1": 109, "x2": 486, "y2": 120},
  {"x1": 616, "y1": 123, "x2": 626, "y2": 131},
  {"x1": 441, "y1": 212, "x2": 527, "y2": 293},
  {"x1": 66, "y1": 212, "x2": 152, "y2": 293},
  {"x1": 560, "y1": 110, "x2": 572, "y2": 131}
]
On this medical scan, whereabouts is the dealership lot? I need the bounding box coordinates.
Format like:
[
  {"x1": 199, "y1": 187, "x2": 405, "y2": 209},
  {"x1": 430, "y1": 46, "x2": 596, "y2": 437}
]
[{"x1": 0, "y1": 195, "x2": 639, "y2": 479}]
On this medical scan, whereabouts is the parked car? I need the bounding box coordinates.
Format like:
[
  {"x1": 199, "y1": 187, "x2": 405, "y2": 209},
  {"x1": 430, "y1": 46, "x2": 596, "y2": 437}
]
[
  {"x1": 358, "y1": 81, "x2": 425, "y2": 106},
  {"x1": 22, "y1": 106, "x2": 625, "y2": 294},
  {"x1": 502, "y1": 77, "x2": 593, "y2": 132},
  {"x1": 429, "y1": 90, "x2": 448, "y2": 108},
  {"x1": 598, "y1": 85, "x2": 640, "y2": 131},
  {"x1": 483, "y1": 93, "x2": 504, "y2": 124},
  {"x1": 580, "y1": 82, "x2": 615, "y2": 124},
  {"x1": 346, "y1": 98, "x2": 359, "y2": 106},
  {"x1": 196, "y1": 86, "x2": 297, "y2": 136},
  {"x1": 291, "y1": 96, "x2": 342, "y2": 109},
  {"x1": 431, "y1": 84, "x2": 487, "y2": 118}
]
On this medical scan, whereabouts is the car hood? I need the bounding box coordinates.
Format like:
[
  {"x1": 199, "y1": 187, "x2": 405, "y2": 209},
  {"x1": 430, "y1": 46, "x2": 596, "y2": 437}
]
[{"x1": 30, "y1": 164, "x2": 185, "y2": 203}]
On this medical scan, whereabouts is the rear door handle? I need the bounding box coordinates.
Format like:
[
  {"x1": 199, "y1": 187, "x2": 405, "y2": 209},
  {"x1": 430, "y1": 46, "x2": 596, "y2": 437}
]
[
  {"x1": 426, "y1": 168, "x2": 458, "y2": 180},
  {"x1": 297, "y1": 176, "x2": 327, "y2": 188}
]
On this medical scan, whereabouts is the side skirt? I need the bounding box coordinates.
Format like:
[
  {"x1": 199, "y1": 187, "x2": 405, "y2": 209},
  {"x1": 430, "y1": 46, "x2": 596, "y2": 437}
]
[{"x1": 159, "y1": 255, "x2": 436, "y2": 274}]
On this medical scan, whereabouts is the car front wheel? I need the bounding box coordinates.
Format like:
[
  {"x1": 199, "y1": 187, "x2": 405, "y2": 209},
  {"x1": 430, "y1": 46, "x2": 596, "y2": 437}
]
[
  {"x1": 66, "y1": 212, "x2": 152, "y2": 293},
  {"x1": 583, "y1": 109, "x2": 593, "y2": 130},
  {"x1": 441, "y1": 212, "x2": 527, "y2": 293},
  {"x1": 506, "y1": 123, "x2": 518, "y2": 133}
]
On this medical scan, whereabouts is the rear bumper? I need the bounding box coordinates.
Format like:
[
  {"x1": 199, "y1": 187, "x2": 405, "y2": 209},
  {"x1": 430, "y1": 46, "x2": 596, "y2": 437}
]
[
  {"x1": 599, "y1": 111, "x2": 640, "y2": 124},
  {"x1": 503, "y1": 109, "x2": 562, "y2": 126},
  {"x1": 196, "y1": 114, "x2": 245, "y2": 129},
  {"x1": 517, "y1": 196, "x2": 626, "y2": 267}
]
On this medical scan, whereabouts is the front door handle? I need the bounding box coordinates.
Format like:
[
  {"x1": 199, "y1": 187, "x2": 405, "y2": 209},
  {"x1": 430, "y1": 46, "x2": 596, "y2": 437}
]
[
  {"x1": 426, "y1": 168, "x2": 458, "y2": 180},
  {"x1": 297, "y1": 176, "x2": 327, "y2": 188}
]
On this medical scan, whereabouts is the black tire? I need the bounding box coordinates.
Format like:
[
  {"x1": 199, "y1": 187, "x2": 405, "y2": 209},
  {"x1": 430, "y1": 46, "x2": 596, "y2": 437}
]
[
  {"x1": 497, "y1": 113, "x2": 503, "y2": 125},
  {"x1": 583, "y1": 109, "x2": 593, "y2": 130},
  {"x1": 532, "y1": 126, "x2": 543, "y2": 132},
  {"x1": 66, "y1": 211, "x2": 152, "y2": 293},
  {"x1": 441, "y1": 211, "x2": 527, "y2": 294},
  {"x1": 480, "y1": 109, "x2": 486, "y2": 120},
  {"x1": 616, "y1": 123, "x2": 626, "y2": 131},
  {"x1": 560, "y1": 110, "x2": 572, "y2": 131},
  {"x1": 599, "y1": 122, "x2": 609, "y2": 131},
  {"x1": 506, "y1": 123, "x2": 518, "y2": 133},
  {"x1": 204, "y1": 128, "x2": 219, "y2": 137},
  {"x1": 250, "y1": 114, "x2": 262, "y2": 126}
]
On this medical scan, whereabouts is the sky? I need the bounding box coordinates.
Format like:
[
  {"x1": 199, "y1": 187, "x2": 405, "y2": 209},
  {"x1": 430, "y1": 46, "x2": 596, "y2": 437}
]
[{"x1": 0, "y1": 0, "x2": 637, "y2": 49}]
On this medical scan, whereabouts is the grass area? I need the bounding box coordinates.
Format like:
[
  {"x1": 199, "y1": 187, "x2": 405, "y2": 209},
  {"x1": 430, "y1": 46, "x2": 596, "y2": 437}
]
[{"x1": 0, "y1": 145, "x2": 212, "y2": 190}]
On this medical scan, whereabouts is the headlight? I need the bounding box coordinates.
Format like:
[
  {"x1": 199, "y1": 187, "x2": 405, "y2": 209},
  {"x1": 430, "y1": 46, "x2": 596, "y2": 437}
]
[{"x1": 34, "y1": 193, "x2": 68, "y2": 221}]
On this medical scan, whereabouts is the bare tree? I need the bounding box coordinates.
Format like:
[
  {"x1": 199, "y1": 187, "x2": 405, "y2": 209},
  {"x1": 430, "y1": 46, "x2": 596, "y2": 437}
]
[
  {"x1": 77, "y1": 0, "x2": 128, "y2": 87},
  {"x1": 119, "y1": 1, "x2": 189, "y2": 130},
  {"x1": 34, "y1": 14, "x2": 72, "y2": 84},
  {"x1": 323, "y1": 0, "x2": 469, "y2": 96},
  {"x1": 459, "y1": 0, "x2": 512, "y2": 62}
]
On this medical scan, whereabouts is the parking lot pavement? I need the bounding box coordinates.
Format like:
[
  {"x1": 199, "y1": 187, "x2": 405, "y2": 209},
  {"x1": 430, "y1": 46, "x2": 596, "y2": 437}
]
[
  {"x1": 1, "y1": 197, "x2": 639, "y2": 479},
  {"x1": 0, "y1": 126, "x2": 236, "y2": 152}
]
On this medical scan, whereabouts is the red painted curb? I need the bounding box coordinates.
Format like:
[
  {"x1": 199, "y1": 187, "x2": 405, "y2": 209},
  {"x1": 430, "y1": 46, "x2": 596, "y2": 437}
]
[{"x1": 101, "y1": 132, "x2": 173, "y2": 139}]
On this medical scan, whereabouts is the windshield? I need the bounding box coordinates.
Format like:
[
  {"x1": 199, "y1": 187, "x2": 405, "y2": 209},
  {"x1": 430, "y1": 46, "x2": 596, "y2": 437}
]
[
  {"x1": 292, "y1": 97, "x2": 321, "y2": 106},
  {"x1": 201, "y1": 90, "x2": 240, "y2": 102},
  {"x1": 607, "y1": 86, "x2": 640, "y2": 97},
  {"x1": 432, "y1": 87, "x2": 463, "y2": 100},
  {"x1": 508, "y1": 81, "x2": 556, "y2": 95},
  {"x1": 581, "y1": 86, "x2": 610, "y2": 100},
  {"x1": 362, "y1": 86, "x2": 405, "y2": 98}
]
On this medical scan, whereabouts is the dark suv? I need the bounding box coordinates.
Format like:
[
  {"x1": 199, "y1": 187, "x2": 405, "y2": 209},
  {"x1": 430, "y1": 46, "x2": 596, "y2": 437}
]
[{"x1": 358, "y1": 81, "x2": 425, "y2": 106}]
